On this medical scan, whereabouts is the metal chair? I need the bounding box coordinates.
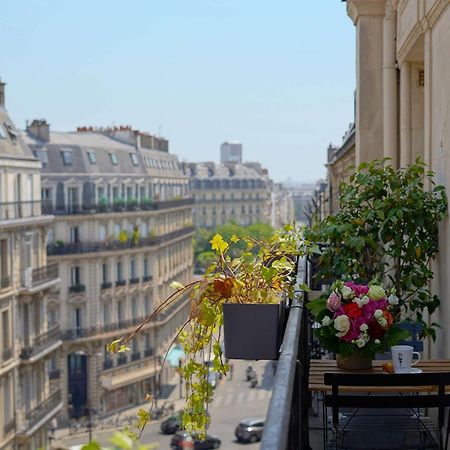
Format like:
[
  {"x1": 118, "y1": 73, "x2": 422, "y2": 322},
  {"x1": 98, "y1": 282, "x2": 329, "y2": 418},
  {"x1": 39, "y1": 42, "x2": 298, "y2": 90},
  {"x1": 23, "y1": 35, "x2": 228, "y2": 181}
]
[{"x1": 324, "y1": 372, "x2": 450, "y2": 450}]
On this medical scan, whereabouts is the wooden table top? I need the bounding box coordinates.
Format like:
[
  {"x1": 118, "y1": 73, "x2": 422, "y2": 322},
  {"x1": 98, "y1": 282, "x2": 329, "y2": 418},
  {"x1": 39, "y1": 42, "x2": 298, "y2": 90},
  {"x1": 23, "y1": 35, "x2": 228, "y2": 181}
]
[{"x1": 309, "y1": 359, "x2": 450, "y2": 393}]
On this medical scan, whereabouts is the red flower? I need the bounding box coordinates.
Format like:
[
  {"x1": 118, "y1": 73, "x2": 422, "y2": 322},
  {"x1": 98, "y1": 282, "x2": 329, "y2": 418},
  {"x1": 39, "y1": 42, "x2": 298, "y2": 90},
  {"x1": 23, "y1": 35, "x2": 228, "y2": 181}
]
[
  {"x1": 368, "y1": 320, "x2": 385, "y2": 339},
  {"x1": 383, "y1": 310, "x2": 393, "y2": 328},
  {"x1": 343, "y1": 303, "x2": 362, "y2": 319}
]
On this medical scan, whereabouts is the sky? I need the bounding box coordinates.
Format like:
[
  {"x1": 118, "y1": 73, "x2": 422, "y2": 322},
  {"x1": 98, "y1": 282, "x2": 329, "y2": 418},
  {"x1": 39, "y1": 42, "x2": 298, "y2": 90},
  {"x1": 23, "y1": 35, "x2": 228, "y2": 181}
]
[{"x1": 0, "y1": 0, "x2": 355, "y2": 182}]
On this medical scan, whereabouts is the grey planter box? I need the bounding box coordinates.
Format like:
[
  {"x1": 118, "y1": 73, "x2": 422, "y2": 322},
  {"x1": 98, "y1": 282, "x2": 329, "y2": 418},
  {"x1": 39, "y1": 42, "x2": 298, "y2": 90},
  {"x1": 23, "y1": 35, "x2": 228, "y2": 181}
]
[{"x1": 223, "y1": 303, "x2": 285, "y2": 360}]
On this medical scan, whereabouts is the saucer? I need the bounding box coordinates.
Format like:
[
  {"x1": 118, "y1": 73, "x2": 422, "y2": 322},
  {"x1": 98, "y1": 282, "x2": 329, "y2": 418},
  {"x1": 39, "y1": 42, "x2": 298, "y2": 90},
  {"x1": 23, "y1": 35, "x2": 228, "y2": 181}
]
[{"x1": 395, "y1": 368, "x2": 422, "y2": 374}]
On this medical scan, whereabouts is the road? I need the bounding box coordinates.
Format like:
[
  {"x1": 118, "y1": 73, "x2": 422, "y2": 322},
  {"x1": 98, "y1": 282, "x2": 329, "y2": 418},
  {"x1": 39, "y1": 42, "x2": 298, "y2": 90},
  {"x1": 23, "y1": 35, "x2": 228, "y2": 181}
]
[{"x1": 55, "y1": 359, "x2": 274, "y2": 449}]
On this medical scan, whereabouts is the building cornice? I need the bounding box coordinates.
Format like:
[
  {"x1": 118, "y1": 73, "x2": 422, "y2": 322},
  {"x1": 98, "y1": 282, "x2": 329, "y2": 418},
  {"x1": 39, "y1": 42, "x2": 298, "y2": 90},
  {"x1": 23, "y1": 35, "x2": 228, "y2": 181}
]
[{"x1": 347, "y1": 0, "x2": 386, "y2": 24}]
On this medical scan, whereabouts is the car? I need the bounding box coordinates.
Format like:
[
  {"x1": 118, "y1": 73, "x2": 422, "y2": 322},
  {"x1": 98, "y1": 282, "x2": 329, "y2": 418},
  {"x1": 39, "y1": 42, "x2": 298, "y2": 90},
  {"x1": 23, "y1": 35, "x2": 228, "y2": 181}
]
[
  {"x1": 161, "y1": 411, "x2": 183, "y2": 434},
  {"x1": 170, "y1": 431, "x2": 221, "y2": 449},
  {"x1": 235, "y1": 418, "x2": 265, "y2": 443}
]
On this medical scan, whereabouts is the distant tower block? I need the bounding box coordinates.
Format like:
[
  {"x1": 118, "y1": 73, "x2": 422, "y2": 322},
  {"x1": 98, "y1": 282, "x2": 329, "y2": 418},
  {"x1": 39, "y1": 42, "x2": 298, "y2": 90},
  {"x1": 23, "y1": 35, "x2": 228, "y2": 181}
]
[{"x1": 220, "y1": 142, "x2": 242, "y2": 163}]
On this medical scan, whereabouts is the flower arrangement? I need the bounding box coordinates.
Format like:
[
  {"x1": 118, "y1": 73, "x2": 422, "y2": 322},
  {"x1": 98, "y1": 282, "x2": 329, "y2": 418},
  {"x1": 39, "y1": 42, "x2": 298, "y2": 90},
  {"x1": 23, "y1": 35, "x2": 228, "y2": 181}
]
[{"x1": 308, "y1": 280, "x2": 409, "y2": 359}]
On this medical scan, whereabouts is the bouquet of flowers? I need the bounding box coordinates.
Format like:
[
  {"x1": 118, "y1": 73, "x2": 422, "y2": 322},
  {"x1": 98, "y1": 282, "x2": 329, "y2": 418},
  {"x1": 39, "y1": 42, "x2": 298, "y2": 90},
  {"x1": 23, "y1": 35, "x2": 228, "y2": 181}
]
[{"x1": 308, "y1": 280, "x2": 410, "y2": 358}]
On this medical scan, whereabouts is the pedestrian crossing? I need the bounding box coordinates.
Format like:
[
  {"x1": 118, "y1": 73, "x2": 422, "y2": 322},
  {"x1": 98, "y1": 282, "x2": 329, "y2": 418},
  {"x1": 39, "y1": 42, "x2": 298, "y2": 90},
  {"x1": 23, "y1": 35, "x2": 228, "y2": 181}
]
[{"x1": 212, "y1": 388, "x2": 271, "y2": 408}]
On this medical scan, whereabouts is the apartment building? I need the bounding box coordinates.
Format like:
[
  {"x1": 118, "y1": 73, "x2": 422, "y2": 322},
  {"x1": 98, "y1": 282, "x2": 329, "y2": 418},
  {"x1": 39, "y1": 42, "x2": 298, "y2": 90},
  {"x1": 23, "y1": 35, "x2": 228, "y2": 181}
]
[
  {"x1": 0, "y1": 82, "x2": 62, "y2": 450},
  {"x1": 23, "y1": 122, "x2": 193, "y2": 419},
  {"x1": 270, "y1": 183, "x2": 295, "y2": 229},
  {"x1": 183, "y1": 161, "x2": 272, "y2": 228},
  {"x1": 344, "y1": 0, "x2": 450, "y2": 355}
]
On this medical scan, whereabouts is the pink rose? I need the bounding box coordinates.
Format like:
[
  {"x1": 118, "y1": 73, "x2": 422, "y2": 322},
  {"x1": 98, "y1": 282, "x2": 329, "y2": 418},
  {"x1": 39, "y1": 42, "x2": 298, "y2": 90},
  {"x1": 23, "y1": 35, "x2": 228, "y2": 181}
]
[{"x1": 327, "y1": 292, "x2": 342, "y2": 312}]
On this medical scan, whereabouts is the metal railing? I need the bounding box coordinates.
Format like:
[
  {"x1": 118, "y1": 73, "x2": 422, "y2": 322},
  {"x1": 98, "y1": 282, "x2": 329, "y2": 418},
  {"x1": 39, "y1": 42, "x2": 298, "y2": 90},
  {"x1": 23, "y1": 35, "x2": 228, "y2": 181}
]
[
  {"x1": 47, "y1": 226, "x2": 195, "y2": 256},
  {"x1": 0, "y1": 200, "x2": 43, "y2": 220},
  {"x1": 129, "y1": 277, "x2": 140, "y2": 284},
  {"x1": 0, "y1": 275, "x2": 11, "y2": 289},
  {"x1": 41, "y1": 197, "x2": 194, "y2": 216},
  {"x1": 68, "y1": 284, "x2": 86, "y2": 293},
  {"x1": 101, "y1": 281, "x2": 112, "y2": 290},
  {"x1": 142, "y1": 275, "x2": 153, "y2": 282},
  {"x1": 20, "y1": 326, "x2": 61, "y2": 360},
  {"x1": 49, "y1": 369, "x2": 61, "y2": 379},
  {"x1": 261, "y1": 259, "x2": 311, "y2": 450},
  {"x1": 25, "y1": 390, "x2": 61, "y2": 430},
  {"x1": 2, "y1": 347, "x2": 13, "y2": 361},
  {"x1": 4, "y1": 418, "x2": 15, "y2": 434},
  {"x1": 30, "y1": 262, "x2": 59, "y2": 286}
]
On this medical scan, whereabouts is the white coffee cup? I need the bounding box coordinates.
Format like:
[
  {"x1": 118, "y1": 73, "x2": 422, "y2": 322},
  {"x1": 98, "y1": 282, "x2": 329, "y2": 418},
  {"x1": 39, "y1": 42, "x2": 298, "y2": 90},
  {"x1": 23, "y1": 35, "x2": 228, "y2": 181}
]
[{"x1": 391, "y1": 345, "x2": 420, "y2": 373}]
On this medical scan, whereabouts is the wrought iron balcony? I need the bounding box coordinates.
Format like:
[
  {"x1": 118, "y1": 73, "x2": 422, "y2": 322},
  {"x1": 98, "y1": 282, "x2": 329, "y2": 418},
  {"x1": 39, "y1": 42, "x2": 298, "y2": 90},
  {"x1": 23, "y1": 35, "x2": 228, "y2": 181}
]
[
  {"x1": 129, "y1": 277, "x2": 140, "y2": 285},
  {"x1": 20, "y1": 326, "x2": 61, "y2": 360},
  {"x1": 116, "y1": 279, "x2": 127, "y2": 287},
  {"x1": 4, "y1": 418, "x2": 15, "y2": 435},
  {"x1": 118, "y1": 355, "x2": 127, "y2": 365},
  {"x1": 142, "y1": 275, "x2": 153, "y2": 282},
  {"x1": 47, "y1": 226, "x2": 195, "y2": 256},
  {"x1": 132, "y1": 352, "x2": 141, "y2": 361},
  {"x1": 24, "y1": 390, "x2": 62, "y2": 431},
  {"x1": 0, "y1": 275, "x2": 11, "y2": 290},
  {"x1": 68, "y1": 284, "x2": 86, "y2": 293},
  {"x1": 144, "y1": 348, "x2": 154, "y2": 358},
  {"x1": 49, "y1": 369, "x2": 61, "y2": 379},
  {"x1": 22, "y1": 262, "x2": 59, "y2": 290},
  {"x1": 0, "y1": 200, "x2": 43, "y2": 220},
  {"x1": 2, "y1": 347, "x2": 13, "y2": 361},
  {"x1": 103, "y1": 359, "x2": 113, "y2": 370},
  {"x1": 101, "y1": 281, "x2": 112, "y2": 290}
]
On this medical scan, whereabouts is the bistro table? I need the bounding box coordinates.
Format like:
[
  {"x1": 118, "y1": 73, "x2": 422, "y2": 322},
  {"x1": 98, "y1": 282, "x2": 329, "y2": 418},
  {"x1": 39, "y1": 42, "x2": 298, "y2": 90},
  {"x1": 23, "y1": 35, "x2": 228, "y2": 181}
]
[
  {"x1": 309, "y1": 359, "x2": 450, "y2": 392},
  {"x1": 308, "y1": 359, "x2": 450, "y2": 449}
]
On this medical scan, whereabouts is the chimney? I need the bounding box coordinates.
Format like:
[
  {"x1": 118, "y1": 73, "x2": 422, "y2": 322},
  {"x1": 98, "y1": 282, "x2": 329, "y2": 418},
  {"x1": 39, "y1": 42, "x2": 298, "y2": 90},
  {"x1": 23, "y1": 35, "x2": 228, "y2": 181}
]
[
  {"x1": 0, "y1": 79, "x2": 5, "y2": 108},
  {"x1": 27, "y1": 119, "x2": 50, "y2": 142}
]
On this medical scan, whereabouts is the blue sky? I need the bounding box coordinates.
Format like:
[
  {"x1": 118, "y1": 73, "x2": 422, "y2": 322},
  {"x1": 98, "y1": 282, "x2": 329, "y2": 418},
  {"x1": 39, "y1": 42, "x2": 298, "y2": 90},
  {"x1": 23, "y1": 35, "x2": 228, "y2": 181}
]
[{"x1": 0, "y1": 0, "x2": 355, "y2": 182}]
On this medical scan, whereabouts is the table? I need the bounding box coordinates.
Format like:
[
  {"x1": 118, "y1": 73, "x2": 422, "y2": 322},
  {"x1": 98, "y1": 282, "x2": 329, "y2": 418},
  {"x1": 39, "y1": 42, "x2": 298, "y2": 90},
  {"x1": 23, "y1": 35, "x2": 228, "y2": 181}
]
[{"x1": 309, "y1": 359, "x2": 450, "y2": 393}]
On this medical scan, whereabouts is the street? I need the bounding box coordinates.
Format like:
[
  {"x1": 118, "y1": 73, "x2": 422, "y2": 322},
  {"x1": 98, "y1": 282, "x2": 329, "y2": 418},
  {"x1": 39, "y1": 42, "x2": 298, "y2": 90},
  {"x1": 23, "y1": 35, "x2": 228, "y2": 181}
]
[{"x1": 55, "y1": 359, "x2": 274, "y2": 449}]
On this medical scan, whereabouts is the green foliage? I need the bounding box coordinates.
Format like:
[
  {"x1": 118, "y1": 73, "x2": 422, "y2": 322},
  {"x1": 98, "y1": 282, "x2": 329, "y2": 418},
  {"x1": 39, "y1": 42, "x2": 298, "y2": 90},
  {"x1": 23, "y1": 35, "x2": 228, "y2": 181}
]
[
  {"x1": 131, "y1": 226, "x2": 140, "y2": 246},
  {"x1": 80, "y1": 430, "x2": 157, "y2": 450},
  {"x1": 306, "y1": 159, "x2": 447, "y2": 338}
]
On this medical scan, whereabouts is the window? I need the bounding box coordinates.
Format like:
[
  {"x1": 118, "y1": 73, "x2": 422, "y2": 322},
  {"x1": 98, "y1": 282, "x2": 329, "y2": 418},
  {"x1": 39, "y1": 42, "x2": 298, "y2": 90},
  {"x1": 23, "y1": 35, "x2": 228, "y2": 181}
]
[
  {"x1": 34, "y1": 149, "x2": 48, "y2": 166},
  {"x1": 102, "y1": 263, "x2": 108, "y2": 283},
  {"x1": 103, "y1": 304, "x2": 110, "y2": 325},
  {"x1": 143, "y1": 258, "x2": 149, "y2": 276},
  {"x1": 130, "y1": 153, "x2": 139, "y2": 166},
  {"x1": 87, "y1": 150, "x2": 96, "y2": 164},
  {"x1": 141, "y1": 222, "x2": 148, "y2": 237},
  {"x1": 110, "y1": 153, "x2": 118, "y2": 165},
  {"x1": 61, "y1": 149, "x2": 73, "y2": 165},
  {"x1": 114, "y1": 223, "x2": 121, "y2": 237},
  {"x1": 131, "y1": 297, "x2": 138, "y2": 318},
  {"x1": 70, "y1": 226, "x2": 80, "y2": 243},
  {"x1": 112, "y1": 187, "x2": 119, "y2": 199},
  {"x1": 3, "y1": 375, "x2": 13, "y2": 423},
  {"x1": 47, "y1": 228, "x2": 54, "y2": 244},
  {"x1": 0, "y1": 124, "x2": 6, "y2": 139},
  {"x1": 1, "y1": 239, "x2": 9, "y2": 280},
  {"x1": 2, "y1": 310, "x2": 10, "y2": 351},
  {"x1": 144, "y1": 295, "x2": 151, "y2": 315},
  {"x1": 117, "y1": 261, "x2": 123, "y2": 280},
  {"x1": 75, "y1": 308, "x2": 82, "y2": 330},
  {"x1": 117, "y1": 300, "x2": 124, "y2": 321},
  {"x1": 130, "y1": 259, "x2": 136, "y2": 279},
  {"x1": 48, "y1": 308, "x2": 57, "y2": 327},
  {"x1": 70, "y1": 266, "x2": 81, "y2": 286},
  {"x1": 99, "y1": 224, "x2": 106, "y2": 241}
]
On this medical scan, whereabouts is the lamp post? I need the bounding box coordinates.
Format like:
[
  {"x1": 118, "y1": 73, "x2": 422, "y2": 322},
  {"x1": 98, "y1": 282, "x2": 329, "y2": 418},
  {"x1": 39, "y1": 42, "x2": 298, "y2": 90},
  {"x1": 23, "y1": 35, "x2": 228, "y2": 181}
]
[{"x1": 179, "y1": 360, "x2": 183, "y2": 399}]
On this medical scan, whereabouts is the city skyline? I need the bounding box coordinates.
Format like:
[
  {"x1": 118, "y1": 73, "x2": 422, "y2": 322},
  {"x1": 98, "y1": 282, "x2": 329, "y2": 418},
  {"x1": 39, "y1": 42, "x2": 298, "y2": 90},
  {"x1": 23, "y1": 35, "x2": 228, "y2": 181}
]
[{"x1": 0, "y1": 0, "x2": 355, "y2": 182}]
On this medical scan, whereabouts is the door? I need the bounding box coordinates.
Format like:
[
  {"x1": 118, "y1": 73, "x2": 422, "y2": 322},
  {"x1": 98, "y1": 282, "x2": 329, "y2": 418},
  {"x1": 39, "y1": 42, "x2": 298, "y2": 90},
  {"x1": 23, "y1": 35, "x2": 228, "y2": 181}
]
[{"x1": 68, "y1": 353, "x2": 88, "y2": 418}]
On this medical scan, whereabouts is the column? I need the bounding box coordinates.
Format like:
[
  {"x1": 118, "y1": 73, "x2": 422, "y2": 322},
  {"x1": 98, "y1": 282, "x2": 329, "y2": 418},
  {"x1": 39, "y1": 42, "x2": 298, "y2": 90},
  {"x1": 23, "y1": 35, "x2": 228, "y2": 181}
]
[
  {"x1": 383, "y1": 0, "x2": 398, "y2": 168},
  {"x1": 400, "y1": 61, "x2": 411, "y2": 167},
  {"x1": 347, "y1": 0, "x2": 385, "y2": 165}
]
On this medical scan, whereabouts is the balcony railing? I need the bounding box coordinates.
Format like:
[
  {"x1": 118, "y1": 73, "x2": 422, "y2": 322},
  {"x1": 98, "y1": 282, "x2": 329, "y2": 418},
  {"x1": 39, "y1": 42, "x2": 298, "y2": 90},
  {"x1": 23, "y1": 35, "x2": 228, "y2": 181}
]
[
  {"x1": 103, "y1": 359, "x2": 113, "y2": 370},
  {"x1": 132, "y1": 352, "x2": 141, "y2": 361},
  {"x1": 142, "y1": 275, "x2": 153, "y2": 282},
  {"x1": 118, "y1": 355, "x2": 127, "y2": 365},
  {"x1": 129, "y1": 277, "x2": 140, "y2": 285},
  {"x1": 2, "y1": 347, "x2": 13, "y2": 361},
  {"x1": 25, "y1": 390, "x2": 61, "y2": 431},
  {"x1": 0, "y1": 200, "x2": 43, "y2": 221},
  {"x1": 144, "y1": 348, "x2": 154, "y2": 358},
  {"x1": 101, "y1": 281, "x2": 113, "y2": 290},
  {"x1": 68, "y1": 284, "x2": 86, "y2": 293},
  {"x1": 47, "y1": 226, "x2": 195, "y2": 256},
  {"x1": 41, "y1": 197, "x2": 194, "y2": 216},
  {"x1": 22, "y1": 263, "x2": 59, "y2": 290},
  {"x1": 116, "y1": 279, "x2": 127, "y2": 287},
  {"x1": 0, "y1": 275, "x2": 11, "y2": 290},
  {"x1": 20, "y1": 326, "x2": 61, "y2": 360},
  {"x1": 4, "y1": 418, "x2": 15, "y2": 435},
  {"x1": 49, "y1": 369, "x2": 61, "y2": 380}
]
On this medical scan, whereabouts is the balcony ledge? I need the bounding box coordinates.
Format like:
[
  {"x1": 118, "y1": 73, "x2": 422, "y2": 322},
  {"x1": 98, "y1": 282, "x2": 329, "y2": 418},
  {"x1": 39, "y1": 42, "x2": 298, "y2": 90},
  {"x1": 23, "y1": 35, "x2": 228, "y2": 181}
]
[
  {"x1": 20, "y1": 339, "x2": 62, "y2": 364},
  {"x1": 16, "y1": 401, "x2": 63, "y2": 438},
  {"x1": 19, "y1": 277, "x2": 61, "y2": 295}
]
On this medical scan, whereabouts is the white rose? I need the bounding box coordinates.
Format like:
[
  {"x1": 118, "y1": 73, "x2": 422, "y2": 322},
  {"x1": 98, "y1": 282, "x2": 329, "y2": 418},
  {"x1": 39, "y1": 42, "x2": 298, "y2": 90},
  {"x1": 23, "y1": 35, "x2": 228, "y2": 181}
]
[
  {"x1": 374, "y1": 339, "x2": 381, "y2": 344},
  {"x1": 356, "y1": 338, "x2": 366, "y2": 348},
  {"x1": 353, "y1": 295, "x2": 370, "y2": 307},
  {"x1": 388, "y1": 294, "x2": 399, "y2": 305},
  {"x1": 334, "y1": 315, "x2": 350, "y2": 337},
  {"x1": 322, "y1": 316, "x2": 332, "y2": 326},
  {"x1": 341, "y1": 286, "x2": 353, "y2": 300},
  {"x1": 360, "y1": 323, "x2": 368, "y2": 332},
  {"x1": 360, "y1": 295, "x2": 370, "y2": 305},
  {"x1": 374, "y1": 309, "x2": 383, "y2": 319},
  {"x1": 378, "y1": 318, "x2": 387, "y2": 327}
]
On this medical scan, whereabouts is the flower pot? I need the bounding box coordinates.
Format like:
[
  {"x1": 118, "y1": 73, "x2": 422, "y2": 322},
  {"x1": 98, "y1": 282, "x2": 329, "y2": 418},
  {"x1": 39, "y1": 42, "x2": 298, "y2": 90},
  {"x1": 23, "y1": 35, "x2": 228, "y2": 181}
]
[
  {"x1": 336, "y1": 353, "x2": 373, "y2": 370},
  {"x1": 223, "y1": 303, "x2": 285, "y2": 360}
]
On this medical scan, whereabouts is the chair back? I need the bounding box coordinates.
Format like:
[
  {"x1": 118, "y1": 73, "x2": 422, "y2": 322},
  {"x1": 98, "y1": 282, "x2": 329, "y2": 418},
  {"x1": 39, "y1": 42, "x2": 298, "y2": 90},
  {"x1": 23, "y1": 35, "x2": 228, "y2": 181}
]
[
  {"x1": 397, "y1": 321, "x2": 424, "y2": 352},
  {"x1": 324, "y1": 372, "x2": 450, "y2": 449}
]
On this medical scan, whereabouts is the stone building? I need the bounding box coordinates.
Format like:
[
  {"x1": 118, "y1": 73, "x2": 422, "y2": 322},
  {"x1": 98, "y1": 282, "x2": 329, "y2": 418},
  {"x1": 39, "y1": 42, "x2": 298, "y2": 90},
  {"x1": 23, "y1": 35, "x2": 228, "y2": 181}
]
[
  {"x1": 220, "y1": 142, "x2": 242, "y2": 164},
  {"x1": 344, "y1": 0, "x2": 450, "y2": 355},
  {"x1": 270, "y1": 183, "x2": 295, "y2": 229},
  {"x1": 0, "y1": 82, "x2": 62, "y2": 450},
  {"x1": 183, "y1": 161, "x2": 272, "y2": 229},
  {"x1": 22, "y1": 122, "x2": 194, "y2": 419}
]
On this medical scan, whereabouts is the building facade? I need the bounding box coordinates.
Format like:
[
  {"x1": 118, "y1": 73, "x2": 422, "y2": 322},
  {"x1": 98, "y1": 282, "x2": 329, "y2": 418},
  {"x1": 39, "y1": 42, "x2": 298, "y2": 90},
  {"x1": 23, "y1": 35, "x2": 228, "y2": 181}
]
[
  {"x1": 344, "y1": 0, "x2": 450, "y2": 356},
  {"x1": 0, "y1": 82, "x2": 62, "y2": 450},
  {"x1": 220, "y1": 142, "x2": 242, "y2": 164},
  {"x1": 23, "y1": 123, "x2": 194, "y2": 419},
  {"x1": 183, "y1": 161, "x2": 272, "y2": 228},
  {"x1": 270, "y1": 183, "x2": 295, "y2": 229}
]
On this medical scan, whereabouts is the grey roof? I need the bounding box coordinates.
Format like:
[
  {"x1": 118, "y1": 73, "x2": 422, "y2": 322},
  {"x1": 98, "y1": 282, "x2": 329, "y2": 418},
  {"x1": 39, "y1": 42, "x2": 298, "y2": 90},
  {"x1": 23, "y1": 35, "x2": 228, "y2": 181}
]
[
  {"x1": 0, "y1": 108, "x2": 37, "y2": 160},
  {"x1": 183, "y1": 162, "x2": 268, "y2": 180}
]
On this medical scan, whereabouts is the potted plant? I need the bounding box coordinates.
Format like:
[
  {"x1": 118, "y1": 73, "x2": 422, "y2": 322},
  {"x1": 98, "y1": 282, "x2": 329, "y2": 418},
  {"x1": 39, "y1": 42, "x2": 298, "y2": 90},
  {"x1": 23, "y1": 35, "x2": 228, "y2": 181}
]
[
  {"x1": 98, "y1": 195, "x2": 109, "y2": 212},
  {"x1": 140, "y1": 197, "x2": 153, "y2": 210},
  {"x1": 127, "y1": 198, "x2": 139, "y2": 210},
  {"x1": 107, "y1": 224, "x2": 313, "y2": 437},
  {"x1": 113, "y1": 197, "x2": 126, "y2": 211},
  {"x1": 307, "y1": 280, "x2": 409, "y2": 369}
]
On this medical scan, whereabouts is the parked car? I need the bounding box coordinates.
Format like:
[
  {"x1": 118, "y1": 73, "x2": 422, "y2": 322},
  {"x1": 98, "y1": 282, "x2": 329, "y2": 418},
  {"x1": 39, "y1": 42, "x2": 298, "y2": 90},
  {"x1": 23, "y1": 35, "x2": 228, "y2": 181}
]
[
  {"x1": 170, "y1": 431, "x2": 221, "y2": 449},
  {"x1": 235, "y1": 418, "x2": 265, "y2": 443},
  {"x1": 161, "y1": 411, "x2": 183, "y2": 434}
]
